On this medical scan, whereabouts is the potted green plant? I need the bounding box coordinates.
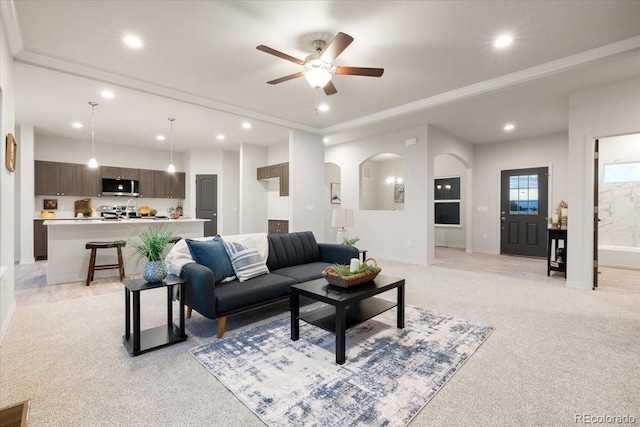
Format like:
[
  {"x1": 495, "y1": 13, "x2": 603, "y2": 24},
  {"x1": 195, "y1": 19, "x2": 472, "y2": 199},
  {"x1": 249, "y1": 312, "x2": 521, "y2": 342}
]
[
  {"x1": 82, "y1": 208, "x2": 93, "y2": 218},
  {"x1": 342, "y1": 236, "x2": 360, "y2": 246},
  {"x1": 129, "y1": 226, "x2": 175, "y2": 283}
]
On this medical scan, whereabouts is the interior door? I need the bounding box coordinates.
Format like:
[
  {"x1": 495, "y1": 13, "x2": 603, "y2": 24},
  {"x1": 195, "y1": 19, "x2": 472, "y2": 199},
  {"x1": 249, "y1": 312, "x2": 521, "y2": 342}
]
[
  {"x1": 500, "y1": 167, "x2": 548, "y2": 257},
  {"x1": 196, "y1": 175, "x2": 218, "y2": 237}
]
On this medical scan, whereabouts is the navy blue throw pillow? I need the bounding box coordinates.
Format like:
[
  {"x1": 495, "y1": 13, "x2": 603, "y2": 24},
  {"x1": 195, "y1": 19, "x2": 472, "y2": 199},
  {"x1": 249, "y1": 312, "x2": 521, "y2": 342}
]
[{"x1": 185, "y1": 236, "x2": 234, "y2": 284}]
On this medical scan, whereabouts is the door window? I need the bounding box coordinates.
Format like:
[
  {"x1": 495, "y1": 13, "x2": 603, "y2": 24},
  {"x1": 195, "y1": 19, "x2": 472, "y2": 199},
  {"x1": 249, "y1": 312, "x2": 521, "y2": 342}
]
[{"x1": 509, "y1": 174, "x2": 539, "y2": 215}]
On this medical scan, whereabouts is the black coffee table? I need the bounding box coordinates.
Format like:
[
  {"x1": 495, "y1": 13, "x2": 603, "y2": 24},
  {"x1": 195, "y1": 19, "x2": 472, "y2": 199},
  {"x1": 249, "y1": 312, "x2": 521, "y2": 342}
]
[{"x1": 290, "y1": 274, "x2": 405, "y2": 364}]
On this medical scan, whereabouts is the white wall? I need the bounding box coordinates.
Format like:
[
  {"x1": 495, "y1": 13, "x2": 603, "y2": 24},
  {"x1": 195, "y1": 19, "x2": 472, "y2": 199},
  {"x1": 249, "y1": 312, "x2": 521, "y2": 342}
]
[
  {"x1": 567, "y1": 76, "x2": 640, "y2": 289},
  {"x1": 16, "y1": 124, "x2": 34, "y2": 264},
  {"x1": 473, "y1": 132, "x2": 568, "y2": 255},
  {"x1": 221, "y1": 150, "x2": 239, "y2": 235},
  {"x1": 239, "y1": 143, "x2": 268, "y2": 233},
  {"x1": 267, "y1": 141, "x2": 289, "y2": 221},
  {"x1": 0, "y1": 10, "x2": 16, "y2": 343},
  {"x1": 289, "y1": 130, "x2": 325, "y2": 240},
  {"x1": 434, "y1": 153, "x2": 467, "y2": 249},
  {"x1": 324, "y1": 162, "x2": 340, "y2": 243},
  {"x1": 326, "y1": 125, "x2": 429, "y2": 263}
]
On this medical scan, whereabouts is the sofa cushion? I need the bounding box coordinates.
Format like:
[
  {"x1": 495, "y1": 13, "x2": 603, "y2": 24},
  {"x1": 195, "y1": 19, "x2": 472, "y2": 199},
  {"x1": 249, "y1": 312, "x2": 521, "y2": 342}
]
[
  {"x1": 223, "y1": 238, "x2": 270, "y2": 282},
  {"x1": 271, "y1": 262, "x2": 332, "y2": 283},
  {"x1": 267, "y1": 231, "x2": 321, "y2": 271},
  {"x1": 185, "y1": 237, "x2": 234, "y2": 284},
  {"x1": 215, "y1": 273, "x2": 297, "y2": 314}
]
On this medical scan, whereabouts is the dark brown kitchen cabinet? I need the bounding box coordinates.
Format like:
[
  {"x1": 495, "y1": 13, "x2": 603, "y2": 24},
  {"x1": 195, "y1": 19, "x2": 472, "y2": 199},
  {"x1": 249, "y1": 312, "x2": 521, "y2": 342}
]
[
  {"x1": 279, "y1": 162, "x2": 289, "y2": 196},
  {"x1": 268, "y1": 220, "x2": 289, "y2": 235},
  {"x1": 167, "y1": 172, "x2": 186, "y2": 199},
  {"x1": 81, "y1": 164, "x2": 102, "y2": 197},
  {"x1": 153, "y1": 171, "x2": 184, "y2": 199},
  {"x1": 35, "y1": 161, "x2": 82, "y2": 196},
  {"x1": 34, "y1": 220, "x2": 47, "y2": 260},
  {"x1": 138, "y1": 169, "x2": 155, "y2": 198},
  {"x1": 257, "y1": 164, "x2": 280, "y2": 180},
  {"x1": 154, "y1": 171, "x2": 169, "y2": 198},
  {"x1": 102, "y1": 166, "x2": 139, "y2": 180}
]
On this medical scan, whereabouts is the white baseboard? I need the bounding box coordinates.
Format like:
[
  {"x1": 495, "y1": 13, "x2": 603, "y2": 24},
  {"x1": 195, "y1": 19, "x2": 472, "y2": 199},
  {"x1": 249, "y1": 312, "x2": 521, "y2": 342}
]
[{"x1": 19, "y1": 258, "x2": 35, "y2": 265}]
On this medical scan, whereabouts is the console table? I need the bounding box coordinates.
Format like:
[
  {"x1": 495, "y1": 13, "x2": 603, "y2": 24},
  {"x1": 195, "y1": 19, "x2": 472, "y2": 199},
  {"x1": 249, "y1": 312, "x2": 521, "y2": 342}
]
[
  {"x1": 122, "y1": 274, "x2": 188, "y2": 356},
  {"x1": 547, "y1": 228, "x2": 567, "y2": 276}
]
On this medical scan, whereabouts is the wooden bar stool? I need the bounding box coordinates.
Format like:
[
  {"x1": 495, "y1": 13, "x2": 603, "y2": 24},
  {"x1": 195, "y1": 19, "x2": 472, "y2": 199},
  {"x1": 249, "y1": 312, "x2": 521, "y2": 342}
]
[{"x1": 85, "y1": 240, "x2": 126, "y2": 286}]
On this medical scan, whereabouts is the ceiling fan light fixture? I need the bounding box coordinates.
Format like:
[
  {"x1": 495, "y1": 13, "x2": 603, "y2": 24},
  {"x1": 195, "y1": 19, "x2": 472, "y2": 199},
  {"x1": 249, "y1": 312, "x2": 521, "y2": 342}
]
[
  {"x1": 304, "y1": 68, "x2": 332, "y2": 89},
  {"x1": 304, "y1": 59, "x2": 333, "y2": 88}
]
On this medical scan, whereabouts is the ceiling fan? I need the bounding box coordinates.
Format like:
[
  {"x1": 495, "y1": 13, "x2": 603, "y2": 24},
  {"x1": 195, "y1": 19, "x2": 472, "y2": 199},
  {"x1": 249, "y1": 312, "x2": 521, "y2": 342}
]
[{"x1": 256, "y1": 32, "x2": 384, "y2": 95}]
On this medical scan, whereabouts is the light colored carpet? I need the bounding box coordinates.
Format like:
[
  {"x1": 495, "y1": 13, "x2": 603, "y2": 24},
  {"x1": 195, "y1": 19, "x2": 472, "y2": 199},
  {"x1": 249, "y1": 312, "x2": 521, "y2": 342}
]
[
  {"x1": 190, "y1": 305, "x2": 493, "y2": 427},
  {"x1": 2, "y1": 258, "x2": 640, "y2": 426}
]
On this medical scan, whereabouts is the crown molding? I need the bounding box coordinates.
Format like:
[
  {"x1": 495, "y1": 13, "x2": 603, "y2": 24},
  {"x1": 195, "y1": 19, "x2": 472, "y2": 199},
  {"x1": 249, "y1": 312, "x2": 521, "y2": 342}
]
[
  {"x1": 321, "y1": 36, "x2": 640, "y2": 135},
  {"x1": 14, "y1": 50, "x2": 321, "y2": 135},
  {"x1": 1, "y1": 0, "x2": 24, "y2": 55}
]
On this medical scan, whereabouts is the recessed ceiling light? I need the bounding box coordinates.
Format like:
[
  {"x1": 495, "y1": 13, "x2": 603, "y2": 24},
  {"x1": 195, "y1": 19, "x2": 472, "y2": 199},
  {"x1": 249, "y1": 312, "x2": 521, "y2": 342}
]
[
  {"x1": 101, "y1": 90, "x2": 114, "y2": 99},
  {"x1": 323, "y1": 137, "x2": 329, "y2": 143},
  {"x1": 242, "y1": 122, "x2": 251, "y2": 129},
  {"x1": 494, "y1": 34, "x2": 513, "y2": 49},
  {"x1": 503, "y1": 123, "x2": 515, "y2": 131},
  {"x1": 156, "y1": 135, "x2": 166, "y2": 141},
  {"x1": 72, "y1": 122, "x2": 83, "y2": 129},
  {"x1": 318, "y1": 103, "x2": 329, "y2": 112},
  {"x1": 123, "y1": 35, "x2": 143, "y2": 49},
  {"x1": 216, "y1": 134, "x2": 225, "y2": 141}
]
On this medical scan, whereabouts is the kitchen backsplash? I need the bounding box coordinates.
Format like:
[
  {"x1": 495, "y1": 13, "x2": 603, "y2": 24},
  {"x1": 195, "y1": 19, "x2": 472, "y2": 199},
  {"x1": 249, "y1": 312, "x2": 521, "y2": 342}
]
[{"x1": 34, "y1": 196, "x2": 184, "y2": 219}]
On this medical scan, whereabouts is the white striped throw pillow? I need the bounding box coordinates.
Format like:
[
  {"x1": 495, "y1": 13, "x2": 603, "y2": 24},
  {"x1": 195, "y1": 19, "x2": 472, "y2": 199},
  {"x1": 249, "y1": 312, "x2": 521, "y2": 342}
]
[{"x1": 222, "y1": 238, "x2": 269, "y2": 282}]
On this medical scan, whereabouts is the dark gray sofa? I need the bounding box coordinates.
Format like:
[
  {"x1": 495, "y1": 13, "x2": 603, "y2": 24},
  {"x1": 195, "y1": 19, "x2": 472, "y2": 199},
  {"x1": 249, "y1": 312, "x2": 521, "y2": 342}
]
[{"x1": 181, "y1": 231, "x2": 359, "y2": 337}]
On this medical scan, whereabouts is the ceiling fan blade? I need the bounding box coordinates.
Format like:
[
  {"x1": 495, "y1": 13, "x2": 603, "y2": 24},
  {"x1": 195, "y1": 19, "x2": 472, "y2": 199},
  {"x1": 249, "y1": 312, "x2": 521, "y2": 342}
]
[
  {"x1": 335, "y1": 66, "x2": 384, "y2": 77},
  {"x1": 267, "y1": 72, "x2": 304, "y2": 85},
  {"x1": 323, "y1": 80, "x2": 337, "y2": 95},
  {"x1": 256, "y1": 45, "x2": 305, "y2": 65},
  {"x1": 321, "y1": 32, "x2": 354, "y2": 62}
]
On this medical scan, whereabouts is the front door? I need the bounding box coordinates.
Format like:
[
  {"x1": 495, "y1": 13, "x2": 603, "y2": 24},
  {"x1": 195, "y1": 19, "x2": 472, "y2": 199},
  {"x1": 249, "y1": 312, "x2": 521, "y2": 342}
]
[
  {"x1": 196, "y1": 174, "x2": 217, "y2": 237},
  {"x1": 500, "y1": 167, "x2": 548, "y2": 257}
]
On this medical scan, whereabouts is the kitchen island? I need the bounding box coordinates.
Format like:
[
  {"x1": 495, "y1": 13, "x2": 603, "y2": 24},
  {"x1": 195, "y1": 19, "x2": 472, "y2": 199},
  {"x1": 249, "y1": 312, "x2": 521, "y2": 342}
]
[{"x1": 43, "y1": 218, "x2": 208, "y2": 285}]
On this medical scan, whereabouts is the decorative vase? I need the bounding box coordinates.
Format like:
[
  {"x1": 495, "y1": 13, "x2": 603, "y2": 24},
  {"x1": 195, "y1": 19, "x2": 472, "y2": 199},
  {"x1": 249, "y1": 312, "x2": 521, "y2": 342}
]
[{"x1": 143, "y1": 260, "x2": 166, "y2": 283}]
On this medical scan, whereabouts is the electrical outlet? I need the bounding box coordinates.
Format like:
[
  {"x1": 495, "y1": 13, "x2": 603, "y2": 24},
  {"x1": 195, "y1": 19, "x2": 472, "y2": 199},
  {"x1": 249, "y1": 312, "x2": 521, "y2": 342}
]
[
  {"x1": 482, "y1": 233, "x2": 488, "y2": 240},
  {"x1": 407, "y1": 239, "x2": 412, "y2": 246}
]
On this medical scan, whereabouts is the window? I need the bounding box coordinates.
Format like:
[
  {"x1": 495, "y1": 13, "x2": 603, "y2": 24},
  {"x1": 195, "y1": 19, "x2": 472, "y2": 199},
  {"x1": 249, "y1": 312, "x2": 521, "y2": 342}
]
[
  {"x1": 509, "y1": 174, "x2": 539, "y2": 215},
  {"x1": 435, "y1": 177, "x2": 460, "y2": 225},
  {"x1": 603, "y1": 162, "x2": 640, "y2": 183}
]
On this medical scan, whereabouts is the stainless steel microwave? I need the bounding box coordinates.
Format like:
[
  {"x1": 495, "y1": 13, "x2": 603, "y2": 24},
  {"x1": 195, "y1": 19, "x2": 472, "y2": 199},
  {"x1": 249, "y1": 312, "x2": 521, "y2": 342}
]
[{"x1": 101, "y1": 178, "x2": 140, "y2": 197}]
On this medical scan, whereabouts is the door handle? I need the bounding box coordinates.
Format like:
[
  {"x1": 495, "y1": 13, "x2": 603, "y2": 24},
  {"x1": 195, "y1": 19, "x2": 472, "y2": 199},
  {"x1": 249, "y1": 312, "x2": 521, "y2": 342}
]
[{"x1": 501, "y1": 217, "x2": 506, "y2": 221}]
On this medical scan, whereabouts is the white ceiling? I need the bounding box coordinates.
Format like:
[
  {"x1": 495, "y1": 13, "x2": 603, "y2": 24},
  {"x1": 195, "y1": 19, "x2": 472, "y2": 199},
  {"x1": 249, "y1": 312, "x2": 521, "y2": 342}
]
[{"x1": 6, "y1": 1, "x2": 640, "y2": 152}]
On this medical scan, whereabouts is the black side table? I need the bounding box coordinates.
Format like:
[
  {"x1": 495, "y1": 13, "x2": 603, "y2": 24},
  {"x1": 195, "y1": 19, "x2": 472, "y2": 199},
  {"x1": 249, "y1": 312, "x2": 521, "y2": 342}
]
[
  {"x1": 122, "y1": 274, "x2": 188, "y2": 356},
  {"x1": 547, "y1": 228, "x2": 567, "y2": 276}
]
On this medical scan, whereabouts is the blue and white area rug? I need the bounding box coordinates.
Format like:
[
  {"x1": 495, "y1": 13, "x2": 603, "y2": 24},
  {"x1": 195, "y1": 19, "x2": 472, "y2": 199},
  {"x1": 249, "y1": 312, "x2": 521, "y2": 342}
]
[{"x1": 189, "y1": 305, "x2": 494, "y2": 427}]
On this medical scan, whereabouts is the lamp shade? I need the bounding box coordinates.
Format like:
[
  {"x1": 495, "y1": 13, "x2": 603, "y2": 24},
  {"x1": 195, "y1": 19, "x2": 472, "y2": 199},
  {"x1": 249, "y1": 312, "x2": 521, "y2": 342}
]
[{"x1": 332, "y1": 208, "x2": 354, "y2": 228}]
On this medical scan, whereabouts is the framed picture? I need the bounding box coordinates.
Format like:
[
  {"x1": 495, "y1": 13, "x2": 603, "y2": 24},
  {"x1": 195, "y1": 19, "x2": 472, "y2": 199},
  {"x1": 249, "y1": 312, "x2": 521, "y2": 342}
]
[
  {"x1": 330, "y1": 182, "x2": 341, "y2": 204},
  {"x1": 394, "y1": 184, "x2": 405, "y2": 203},
  {"x1": 44, "y1": 199, "x2": 58, "y2": 210},
  {"x1": 5, "y1": 133, "x2": 17, "y2": 172}
]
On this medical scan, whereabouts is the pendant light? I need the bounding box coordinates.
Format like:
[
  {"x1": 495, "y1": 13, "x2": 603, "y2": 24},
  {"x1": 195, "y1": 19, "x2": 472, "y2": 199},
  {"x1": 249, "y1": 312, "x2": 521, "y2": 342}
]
[
  {"x1": 88, "y1": 102, "x2": 99, "y2": 168},
  {"x1": 167, "y1": 117, "x2": 176, "y2": 173}
]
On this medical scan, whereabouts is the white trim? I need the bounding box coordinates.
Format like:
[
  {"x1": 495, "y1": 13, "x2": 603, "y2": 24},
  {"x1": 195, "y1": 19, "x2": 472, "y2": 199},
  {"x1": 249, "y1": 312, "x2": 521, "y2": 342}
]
[
  {"x1": 0, "y1": 0, "x2": 24, "y2": 55},
  {"x1": 0, "y1": 302, "x2": 16, "y2": 344},
  {"x1": 435, "y1": 224, "x2": 462, "y2": 229}
]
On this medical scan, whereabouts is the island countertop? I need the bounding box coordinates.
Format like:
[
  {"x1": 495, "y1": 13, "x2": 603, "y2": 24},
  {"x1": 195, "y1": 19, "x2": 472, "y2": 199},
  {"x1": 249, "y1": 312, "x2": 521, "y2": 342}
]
[
  {"x1": 43, "y1": 217, "x2": 207, "y2": 226},
  {"x1": 44, "y1": 218, "x2": 207, "y2": 285}
]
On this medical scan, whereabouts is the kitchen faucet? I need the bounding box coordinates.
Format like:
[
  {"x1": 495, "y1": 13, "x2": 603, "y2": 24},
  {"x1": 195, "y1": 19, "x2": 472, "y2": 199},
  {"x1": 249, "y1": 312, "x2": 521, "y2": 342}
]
[{"x1": 126, "y1": 199, "x2": 137, "y2": 219}]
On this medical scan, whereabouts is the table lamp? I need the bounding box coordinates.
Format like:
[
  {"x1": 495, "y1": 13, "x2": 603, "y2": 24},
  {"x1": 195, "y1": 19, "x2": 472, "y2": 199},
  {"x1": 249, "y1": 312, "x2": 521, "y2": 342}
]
[{"x1": 332, "y1": 208, "x2": 354, "y2": 244}]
